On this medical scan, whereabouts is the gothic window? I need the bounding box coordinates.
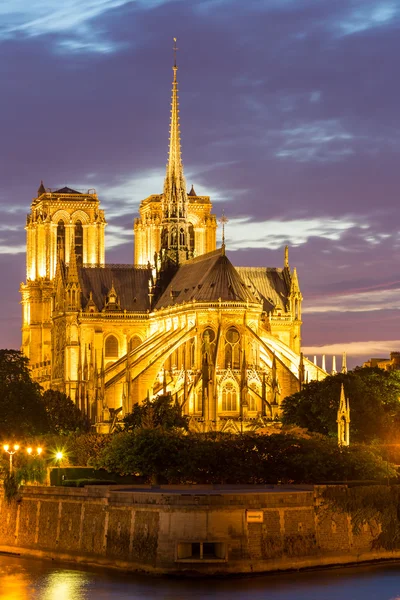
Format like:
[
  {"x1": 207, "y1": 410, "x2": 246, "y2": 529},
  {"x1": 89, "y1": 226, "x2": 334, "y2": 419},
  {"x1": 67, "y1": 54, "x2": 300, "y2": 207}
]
[
  {"x1": 248, "y1": 383, "x2": 259, "y2": 412},
  {"x1": 75, "y1": 220, "x2": 83, "y2": 265},
  {"x1": 202, "y1": 328, "x2": 216, "y2": 363},
  {"x1": 224, "y1": 328, "x2": 240, "y2": 369},
  {"x1": 221, "y1": 381, "x2": 238, "y2": 412},
  {"x1": 188, "y1": 223, "x2": 194, "y2": 252},
  {"x1": 105, "y1": 335, "x2": 119, "y2": 358},
  {"x1": 179, "y1": 227, "x2": 185, "y2": 246},
  {"x1": 196, "y1": 388, "x2": 203, "y2": 413},
  {"x1": 190, "y1": 338, "x2": 196, "y2": 368},
  {"x1": 128, "y1": 335, "x2": 142, "y2": 352},
  {"x1": 57, "y1": 220, "x2": 65, "y2": 261}
]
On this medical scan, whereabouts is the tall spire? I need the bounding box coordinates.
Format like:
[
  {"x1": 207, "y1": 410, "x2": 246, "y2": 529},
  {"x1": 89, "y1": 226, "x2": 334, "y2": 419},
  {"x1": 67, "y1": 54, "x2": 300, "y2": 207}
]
[{"x1": 160, "y1": 37, "x2": 191, "y2": 266}]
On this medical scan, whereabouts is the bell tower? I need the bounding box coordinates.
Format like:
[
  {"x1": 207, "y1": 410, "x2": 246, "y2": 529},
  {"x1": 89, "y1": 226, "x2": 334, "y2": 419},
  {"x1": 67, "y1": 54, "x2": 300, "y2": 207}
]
[{"x1": 20, "y1": 183, "x2": 106, "y2": 376}]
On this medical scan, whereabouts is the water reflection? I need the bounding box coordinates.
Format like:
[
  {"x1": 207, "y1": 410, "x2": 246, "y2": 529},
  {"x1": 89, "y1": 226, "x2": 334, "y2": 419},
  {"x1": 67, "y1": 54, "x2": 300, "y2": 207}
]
[{"x1": 1, "y1": 554, "x2": 400, "y2": 600}]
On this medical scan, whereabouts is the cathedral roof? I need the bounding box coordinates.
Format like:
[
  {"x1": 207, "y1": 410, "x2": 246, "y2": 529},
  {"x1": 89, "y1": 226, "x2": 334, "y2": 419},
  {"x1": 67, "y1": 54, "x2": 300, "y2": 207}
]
[
  {"x1": 55, "y1": 186, "x2": 82, "y2": 195},
  {"x1": 78, "y1": 266, "x2": 151, "y2": 312},
  {"x1": 235, "y1": 267, "x2": 290, "y2": 312},
  {"x1": 155, "y1": 249, "x2": 260, "y2": 309},
  {"x1": 188, "y1": 184, "x2": 197, "y2": 197}
]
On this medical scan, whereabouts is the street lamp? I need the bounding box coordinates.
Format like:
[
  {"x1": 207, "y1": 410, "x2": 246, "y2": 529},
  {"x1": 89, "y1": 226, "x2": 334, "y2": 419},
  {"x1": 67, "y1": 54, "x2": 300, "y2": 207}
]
[
  {"x1": 27, "y1": 447, "x2": 43, "y2": 457},
  {"x1": 3, "y1": 444, "x2": 20, "y2": 474},
  {"x1": 55, "y1": 451, "x2": 63, "y2": 486}
]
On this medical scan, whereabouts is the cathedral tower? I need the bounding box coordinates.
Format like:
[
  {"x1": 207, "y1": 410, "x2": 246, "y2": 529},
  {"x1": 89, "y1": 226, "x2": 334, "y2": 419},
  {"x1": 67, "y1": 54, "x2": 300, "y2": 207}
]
[{"x1": 20, "y1": 184, "x2": 106, "y2": 376}]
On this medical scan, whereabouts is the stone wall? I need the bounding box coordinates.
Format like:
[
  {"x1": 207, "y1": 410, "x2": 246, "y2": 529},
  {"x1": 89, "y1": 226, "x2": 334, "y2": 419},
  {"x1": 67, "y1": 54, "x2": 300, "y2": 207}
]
[{"x1": 0, "y1": 485, "x2": 399, "y2": 575}]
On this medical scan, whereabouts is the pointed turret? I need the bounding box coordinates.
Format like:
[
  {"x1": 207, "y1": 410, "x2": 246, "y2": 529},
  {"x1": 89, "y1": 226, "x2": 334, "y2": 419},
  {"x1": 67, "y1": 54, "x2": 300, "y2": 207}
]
[
  {"x1": 66, "y1": 244, "x2": 81, "y2": 311},
  {"x1": 67, "y1": 243, "x2": 79, "y2": 284},
  {"x1": 341, "y1": 351, "x2": 347, "y2": 374},
  {"x1": 284, "y1": 245, "x2": 289, "y2": 269},
  {"x1": 160, "y1": 38, "x2": 191, "y2": 267},
  {"x1": 37, "y1": 180, "x2": 46, "y2": 197},
  {"x1": 332, "y1": 355, "x2": 337, "y2": 375},
  {"x1": 188, "y1": 184, "x2": 197, "y2": 197},
  {"x1": 337, "y1": 383, "x2": 350, "y2": 446}
]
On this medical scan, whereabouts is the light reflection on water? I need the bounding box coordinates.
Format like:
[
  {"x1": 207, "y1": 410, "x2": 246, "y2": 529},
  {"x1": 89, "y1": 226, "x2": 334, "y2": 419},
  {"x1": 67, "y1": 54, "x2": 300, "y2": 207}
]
[{"x1": 1, "y1": 555, "x2": 400, "y2": 600}]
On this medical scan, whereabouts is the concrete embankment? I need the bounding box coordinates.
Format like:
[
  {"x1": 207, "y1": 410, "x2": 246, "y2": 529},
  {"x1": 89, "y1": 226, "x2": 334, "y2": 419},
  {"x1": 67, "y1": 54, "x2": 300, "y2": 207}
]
[{"x1": 1, "y1": 484, "x2": 399, "y2": 575}]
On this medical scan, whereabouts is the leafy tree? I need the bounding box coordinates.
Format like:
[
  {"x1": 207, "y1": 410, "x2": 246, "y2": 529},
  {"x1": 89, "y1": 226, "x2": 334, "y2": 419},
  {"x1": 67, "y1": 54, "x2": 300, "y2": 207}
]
[
  {"x1": 281, "y1": 367, "x2": 400, "y2": 443},
  {"x1": 93, "y1": 429, "x2": 394, "y2": 484},
  {"x1": 122, "y1": 394, "x2": 189, "y2": 432},
  {"x1": 42, "y1": 389, "x2": 88, "y2": 434},
  {"x1": 0, "y1": 349, "x2": 48, "y2": 437}
]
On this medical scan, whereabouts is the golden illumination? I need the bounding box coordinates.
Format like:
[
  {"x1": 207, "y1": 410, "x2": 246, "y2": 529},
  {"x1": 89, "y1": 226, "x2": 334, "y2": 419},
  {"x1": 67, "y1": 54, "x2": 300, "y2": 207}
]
[
  {"x1": 27, "y1": 447, "x2": 32, "y2": 455},
  {"x1": 56, "y1": 452, "x2": 63, "y2": 460},
  {"x1": 3, "y1": 444, "x2": 9, "y2": 452},
  {"x1": 37, "y1": 447, "x2": 43, "y2": 455}
]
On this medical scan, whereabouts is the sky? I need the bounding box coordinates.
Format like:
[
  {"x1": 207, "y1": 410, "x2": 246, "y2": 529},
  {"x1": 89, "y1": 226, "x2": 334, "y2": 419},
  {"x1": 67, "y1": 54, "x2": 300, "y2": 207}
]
[{"x1": 1, "y1": 0, "x2": 399, "y2": 369}]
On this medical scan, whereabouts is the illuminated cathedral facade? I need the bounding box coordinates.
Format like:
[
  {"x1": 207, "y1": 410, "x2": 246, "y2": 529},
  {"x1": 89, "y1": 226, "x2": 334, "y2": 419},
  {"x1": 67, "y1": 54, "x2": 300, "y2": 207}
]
[{"x1": 20, "y1": 53, "x2": 326, "y2": 433}]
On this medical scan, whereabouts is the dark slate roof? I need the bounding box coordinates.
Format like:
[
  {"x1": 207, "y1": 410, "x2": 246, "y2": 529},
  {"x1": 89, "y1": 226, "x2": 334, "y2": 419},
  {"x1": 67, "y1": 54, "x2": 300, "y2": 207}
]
[
  {"x1": 235, "y1": 267, "x2": 291, "y2": 312},
  {"x1": 188, "y1": 184, "x2": 197, "y2": 197},
  {"x1": 78, "y1": 266, "x2": 151, "y2": 312},
  {"x1": 155, "y1": 249, "x2": 260, "y2": 309},
  {"x1": 55, "y1": 186, "x2": 82, "y2": 195}
]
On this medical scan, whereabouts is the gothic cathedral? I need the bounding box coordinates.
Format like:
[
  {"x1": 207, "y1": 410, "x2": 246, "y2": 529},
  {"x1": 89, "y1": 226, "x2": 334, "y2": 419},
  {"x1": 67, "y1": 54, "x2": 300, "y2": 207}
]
[{"x1": 20, "y1": 53, "x2": 325, "y2": 433}]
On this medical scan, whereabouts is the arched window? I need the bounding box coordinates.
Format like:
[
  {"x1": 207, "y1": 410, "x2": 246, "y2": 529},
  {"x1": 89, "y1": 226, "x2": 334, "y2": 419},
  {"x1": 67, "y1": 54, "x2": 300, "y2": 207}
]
[
  {"x1": 128, "y1": 335, "x2": 142, "y2": 352},
  {"x1": 222, "y1": 382, "x2": 238, "y2": 412},
  {"x1": 57, "y1": 220, "x2": 65, "y2": 261},
  {"x1": 188, "y1": 223, "x2": 195, "y2": 252},
  {"x1": 248, "y1": 382, "x2": 259, "y2": 412},
  {"x1": 196, "y1": 388, "x2": 203, "y2": 413},
  {"x1": 225, "y1": 328, "x2": 240, "y2": 369},
  {"x1": 105, "y1": 335, "x2": 119, "y2": 358},
  {"x1": 75, "y1": 220, "x2": 83, "y2": 265},
  {"x1": 179, "y1": 227, "x2": 185, "y2": 246}
]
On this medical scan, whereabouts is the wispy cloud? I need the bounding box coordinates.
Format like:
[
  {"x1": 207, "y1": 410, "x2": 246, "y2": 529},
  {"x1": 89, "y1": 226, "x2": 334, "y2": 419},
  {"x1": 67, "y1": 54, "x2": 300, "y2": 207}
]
[
  {"x1": 303, "y1": 339, "x2": 400, "y2": 358},
  {"x1": 336, "y1": 2, "x2": 399, "y2": 36},
  {"x1": 225, "y1": 216, "x2": 362, "y2": 250},
  {"x1": 303, "y1": 287, "x2": 400, "y2": 314},
  {"x1": 276, "y1": 119, "x2": 355, "y2": 163},
  {"x1": 0, "y1": 0, "x2": 176, "y2": 53}
]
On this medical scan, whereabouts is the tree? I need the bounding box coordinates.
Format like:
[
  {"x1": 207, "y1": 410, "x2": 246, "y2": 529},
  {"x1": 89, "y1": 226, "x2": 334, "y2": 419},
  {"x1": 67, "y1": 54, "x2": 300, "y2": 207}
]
[
  {"x1": 0, "y1": 349, "x2": 48, "y2": 437},
  {"x1": 42, "y1": 389, "x2": 88, "y2": 434},
  {"x1": 281, "y1": 367, "x2": 400, "y2": 443},
  {"x1": 122, "y1": 394, "x2": 189, "y2": 432}
]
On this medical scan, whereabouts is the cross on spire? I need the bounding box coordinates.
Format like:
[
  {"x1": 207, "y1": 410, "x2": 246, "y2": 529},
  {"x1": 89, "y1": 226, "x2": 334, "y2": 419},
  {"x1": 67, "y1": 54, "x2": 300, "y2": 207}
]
[{"x1": 173, "y1": 37, "x2": 178, "y2": 68}]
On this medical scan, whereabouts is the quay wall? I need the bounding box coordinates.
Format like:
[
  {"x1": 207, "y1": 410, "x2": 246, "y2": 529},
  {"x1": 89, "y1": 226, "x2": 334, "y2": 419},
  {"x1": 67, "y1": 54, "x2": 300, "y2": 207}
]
[{"x1": 0, "y1": 485, "x2": 399, "y2": 575}]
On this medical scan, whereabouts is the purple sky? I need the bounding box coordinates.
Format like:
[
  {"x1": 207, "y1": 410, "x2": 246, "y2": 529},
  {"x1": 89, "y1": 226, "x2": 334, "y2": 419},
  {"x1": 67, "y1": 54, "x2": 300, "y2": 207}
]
[{"x1": 1, "y1": 0, "x2": 399, "y2": 369}]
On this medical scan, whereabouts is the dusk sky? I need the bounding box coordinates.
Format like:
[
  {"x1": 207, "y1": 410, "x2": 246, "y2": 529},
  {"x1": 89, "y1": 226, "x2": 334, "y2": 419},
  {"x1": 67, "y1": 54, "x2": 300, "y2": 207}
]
[{"x1": 1, "y1": 0, "x2": 399, "y2": 369}]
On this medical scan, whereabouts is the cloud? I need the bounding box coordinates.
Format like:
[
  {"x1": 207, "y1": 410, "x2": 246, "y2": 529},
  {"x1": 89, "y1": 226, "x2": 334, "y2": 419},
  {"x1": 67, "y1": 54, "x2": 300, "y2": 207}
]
[
  {"x1": 303, "y1": 339, "x2": 400, "y2": 358},
  {"x1": 336, "y1": 2, "x2": 399, "y2": 36},
  {"x1": 0, "y1": 0, "x2": 177, "y2": 53},
  {"x1": 225, "y1": 216, "x2": 362, "y2": 250},
  {"x1": 303, "y1": 286, "x2": 400, "y2": 314}
]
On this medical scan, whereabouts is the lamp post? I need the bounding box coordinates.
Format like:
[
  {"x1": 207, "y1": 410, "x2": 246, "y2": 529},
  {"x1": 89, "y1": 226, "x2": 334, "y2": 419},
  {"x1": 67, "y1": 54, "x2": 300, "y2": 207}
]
[
  {"x1": 55, "y1": 451, "x2": 63, "y2": 486},
  {"x1": 3, "y1": 444, "x2": 20, "y2": 475},
  {"x1": 27, "y1": 447, "x2": 43, "y2": 457}
]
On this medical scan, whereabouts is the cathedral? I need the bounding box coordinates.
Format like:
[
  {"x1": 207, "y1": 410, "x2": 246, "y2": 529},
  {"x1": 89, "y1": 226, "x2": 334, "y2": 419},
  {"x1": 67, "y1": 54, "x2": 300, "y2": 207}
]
[{"x1": 20, "y1": 51, "x2": 326, "y2": 433}]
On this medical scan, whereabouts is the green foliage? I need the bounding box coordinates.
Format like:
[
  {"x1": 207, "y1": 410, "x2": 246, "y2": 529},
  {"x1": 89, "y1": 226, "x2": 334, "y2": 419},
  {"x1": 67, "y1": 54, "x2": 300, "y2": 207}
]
[
  {"x1": 14, "y1": 456, "x2": 47, "y2": 486},
  {"x1": 42, "y1": 389, "x2": 88, "y2": 434},
  {"x1": 66, "y1": 432, "x2": 112, "y2": 466},
  {"x1": 93, "y1": 430, "x2": 394, "y2": 484},
  {"x1": 282, "y1": 367, "x2": 400, "y2": 443},
  {"x1": 0, "y1": 349, "x2": 48, "y2": 437},
  {"x1": 323, "y1": 485, "x2": 400, "y2": 550},
  {"x1": 3, "y1": 473, "x2": 19, "y2": 503},
  {"x1": 122, "y1": 394, "x2": 189, "y2": 432}
]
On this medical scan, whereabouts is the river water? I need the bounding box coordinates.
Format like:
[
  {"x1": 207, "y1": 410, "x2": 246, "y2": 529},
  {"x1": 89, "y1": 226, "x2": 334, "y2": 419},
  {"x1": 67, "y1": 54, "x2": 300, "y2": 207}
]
[{"x1": 1, "y1": 555, "x2": 400, "y2": 600}]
